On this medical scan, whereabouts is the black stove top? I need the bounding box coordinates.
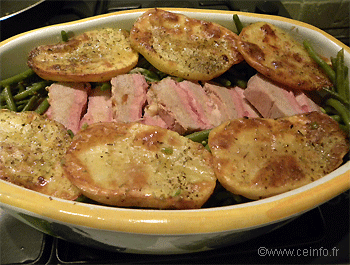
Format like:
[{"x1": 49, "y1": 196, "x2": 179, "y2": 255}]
[{"x1": 0, "y1": 1, "x2": 349, "y2": 264}]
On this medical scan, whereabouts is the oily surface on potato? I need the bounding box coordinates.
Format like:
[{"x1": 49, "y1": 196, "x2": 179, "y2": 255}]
[
  {"x1": 130, "y1": 8, "x2": 243, "y2": 81},
  {"x1": 208, "y1": 112, "x2": 349, "y2": 200},
  {"x1": 0, "y1": 110, "x2": 81, "y2": 200},
  {"x1": 28, "y1": 28, "x2": 138, "y2": 82},
  {"x1": 237, "y1": 22, "x2": 332, "y2": 91},
  {"x1": 63, "y1": 122, "x2": 217, "y2": 209}
]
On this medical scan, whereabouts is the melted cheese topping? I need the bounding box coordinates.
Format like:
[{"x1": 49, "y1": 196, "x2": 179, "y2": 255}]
[
  {"x1": 63, "y1": 122, "x2": 217, "y2": 209},
  {"x1": 28, "y1": 28, "x2": 139, "y2": 82},
  {"x1": 130, "y1": 8, "x2": 243, "y2": 81},
  {"x1": 0, "y1": 110, "x2": 80, "y2": 200},
  {"x1": 237, "y1": 22, "x2": 332, "y2": 91}
]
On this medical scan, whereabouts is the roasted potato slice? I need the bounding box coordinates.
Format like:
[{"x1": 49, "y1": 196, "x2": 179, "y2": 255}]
[
  {"x1": 0, "y1": 110, "x2": 80, "y2": 200},
  {"x1": 62, "y1": 122, "x2": 217, "y2": 209},
  {"x1": 208, "y1": 112, "x2": 349, "y2": 200},
  {"x1": 28, "y1": 28, "x2": 138, "y2": 82},
  {"x1": 237, "y1": 22, "x2": 332, "y2": 91},
  {"x1": 130, "y1": 8, "x2": 243, "y2": 81}
]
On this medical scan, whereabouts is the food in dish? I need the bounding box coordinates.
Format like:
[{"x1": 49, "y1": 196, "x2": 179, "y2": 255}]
[
  {"x1": 208, "y1": 111, "x2": 349, "y2": 200},
  {"x1": 237, "y1": 22, "x2": 332, "y2": 91},
  {"x1": 28, "y1": 28, "x2": 138, "y2": 82},
  {"x1": 0, "y1": 109, "x2": 81, "y2": 200},
  {"x1": 0, "y1": 9, "x2": 348, "y2": 209},
  {"x1": 130, "y1": 8, "x2": 243, "y2": 80},
  {"x1": 62, "y1": 122, "x2": 216, "y2": 209}
]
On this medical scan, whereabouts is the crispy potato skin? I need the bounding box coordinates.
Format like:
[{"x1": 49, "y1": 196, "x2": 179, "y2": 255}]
[
  {"x1": 208, "y1": 112, "x2": 349, "y2": 200},
  {"x1": 63, "y1": 122, "x2": 217, "y2": 209},
  {"x1": 130, "y1": 8, "x2": 243, "y2": 81},
  {"x1": 237, "y1": 22, "x2": 332, "y2": 91},
  {"x1": 0, "y1": 110, "x2": 81, "y2": 200},
  {"x1": 28, "y1": 28, "x2": 138, "y2": 82}
]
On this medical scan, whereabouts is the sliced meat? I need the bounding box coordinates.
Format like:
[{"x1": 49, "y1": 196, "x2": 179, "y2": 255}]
[
  {"x1": 46, "y1": 82, "x2": 91, "y2": 134},
  {"x1": 233, "y1": 86, "x2": 260, "y2": 118},
  {"x1": 294, "y1": 91, "x2": 322, "y2": 113},
  {"x1": 204, "y1": 83, "x2": 260, "y2": 121},
  {"x1": 244, "y1": 74, "x2": 320, "y2": 118},
  {"x1": 111, "y1": 73, "x2": 148, "y2": 123},
  {"x1": 143, "y1": 77, "x2": 214, "y2": 134},
  {"x1": 79, "y1": 87, "x2": 114, "y2": 129},
  {"x1": 208, "y1": 111, "x2": 349, "y2": 200}
]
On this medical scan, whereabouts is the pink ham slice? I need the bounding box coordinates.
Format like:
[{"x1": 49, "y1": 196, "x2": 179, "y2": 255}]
[
  {"x1": 79, "y1": 87, "x2": 114, "y2": 129},
  {"x1": 203, "y1": 83, "x2": 259, "y2": 122},
  {"x1": 244, "y1": 74, "x2": 321, "y2": 118},
  {"x1": 46, "y1": 82, "x2": 90, "y2": 134},
  {"x1": 142, "y1": 77, "x2": 260, "y2": 134},
  {"x1": 143, "y1": 77, "x2": 217, "y2": 134},
  {"x1": 111, "y1": 73, "x2": 148, "y2": 123}
]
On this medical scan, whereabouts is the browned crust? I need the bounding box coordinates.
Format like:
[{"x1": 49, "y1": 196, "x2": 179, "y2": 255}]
[
  {"x1": 208, "y1": 112, "x2": 349, "y2": 200},
  {"x1": 237, "y1": 22, "x2": 333, "y2": 91},
  {"x1": 63, "y1": 122, "x2": 216, "y2": 209},
  {"x1": 0, "y1": 110, "x2": 81, "y2": 200},
  {"x1": 130, "y1": 8, "x2": 244, "y2": 81},
  {"x1": 27, "y1": 29, "x2": 138, "y2": 82}
]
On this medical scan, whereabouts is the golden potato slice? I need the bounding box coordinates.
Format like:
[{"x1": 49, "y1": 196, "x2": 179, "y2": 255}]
[
  {"x1": 28, "y1": 28, "x2": 139, "y2": 82},
  {"x1": 130, "y1": 8, "x2": 243, "y2": 81},
  {"x1": 0, "y1": 110, "x2": 81, "y2": 200},
  {"x1": 62, "y1": 122, "x2": 217, "y2": 209},
  {"x1": 237, "y1": 22, "x2": 332, "y2": 91},
  {"x1": 208, "y1": 112, "x2": 349, "y2": 200}
]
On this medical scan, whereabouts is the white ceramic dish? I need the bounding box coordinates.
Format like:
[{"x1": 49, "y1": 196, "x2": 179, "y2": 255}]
[{"x1": 0, "y1": 8, "x2": 349, "y2": 255}]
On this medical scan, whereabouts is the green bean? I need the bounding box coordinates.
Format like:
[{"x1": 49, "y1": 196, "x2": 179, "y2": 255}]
[
  {"x1": 129, "y1": 67, "x2": 160, "y2": 82},
  {"x1": 3, "y1": 86, "x2": 17, "y2": 111},
  {"x1": 326, "y1": 98, "x2": 350, "y2": 132},
  {"x1": 0, "y1": 69, "x2": 36, "y2": 88},
  {"x1": 233, "y1": 14, "x2": 244, "y2": 34},
  {"x1": 21, "y1": 95, "x2": 38, "y2": 112},
  {"x1": 303, "y1": 40, "x2": 336, "y2": 84},
  {"x1": 100, "y1": 82, "x2": 111, "y2": 91},
  {"x1": 343, "y1": 66, "x2": 349, "y2": 100},
  {"x1": 235, "y1": 78, "x2": 248, "y2": 89},
  {"x1": 185, "y1": 129, "x2": 211, "y2": 143},
  {"x1": 330, "y1": 114, "x2": 342, "y2": 123},
  {"x1": 13, "y1": 81, "x2": 50, "y2": 101},
  {"x1": 215, "y1": 77, "x2": 232, "y2": 87},
  {"x1": 335, "y1": 49, "x2": 345, "y2": 97},
  {"x1": 61, "y1": 30, "x2": 69, "y2": 42},
  {"x1": 322, "y1": 87, "x2": 349, "y2": 106},
  {"x1": 35, "y1": 97, "x2": 50, "y2": 114},
  {"x1": 335, "y1": 49, "x2": 349, "y2": 101}
]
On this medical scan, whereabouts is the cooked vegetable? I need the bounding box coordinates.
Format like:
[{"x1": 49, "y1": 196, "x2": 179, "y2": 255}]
[
  {"x1": 13, "y1": 81, "x2": 50, "y2": 101},
  {"x1": 62, "y1": 122, "x2": 217, "y2": 209},
  {"x1": 304, "y1": 40, "x2": 350, "y2": 133},
  {"x1": 3, "y1": 86, "x2": 17, "y2": 111},
  {"x1": 130, "y1": 8, "x2": 243, "y2": 81},
  {"x1": 28, "y1": 28, "x2": 139, "y2": 82},
  {"x1": 0, "y1": 69, "x2": 35, "y2": 88},
  {"x1": 233, "y1": 14, "x2": 244, "y2": 34},
  {"x1": 0, "y1": 110, "x2": 81, "y2": 200},
  {"x1": 303, "y1": 40, "x2": 336, "y2": 84},
  {"x1": 237, "y1": 22, "x2": 333, "y2": 91},
  {"x1": 35, "y1": 97, "x2": 50, "y2": 114},
  {"x1": 208, "y1": 112, "x2": 349, "y2": 200},
  {"x1": 61, "y1": 30, "x2": 69, "y2": 42},
  {"x1": 185, "y1": 129, "x2": 211, "y2": 145}
]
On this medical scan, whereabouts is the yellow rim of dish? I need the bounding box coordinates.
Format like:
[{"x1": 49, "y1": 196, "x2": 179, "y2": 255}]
[{"x1": 0, "y1": 8, "x2": 349, "y2": 235}]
